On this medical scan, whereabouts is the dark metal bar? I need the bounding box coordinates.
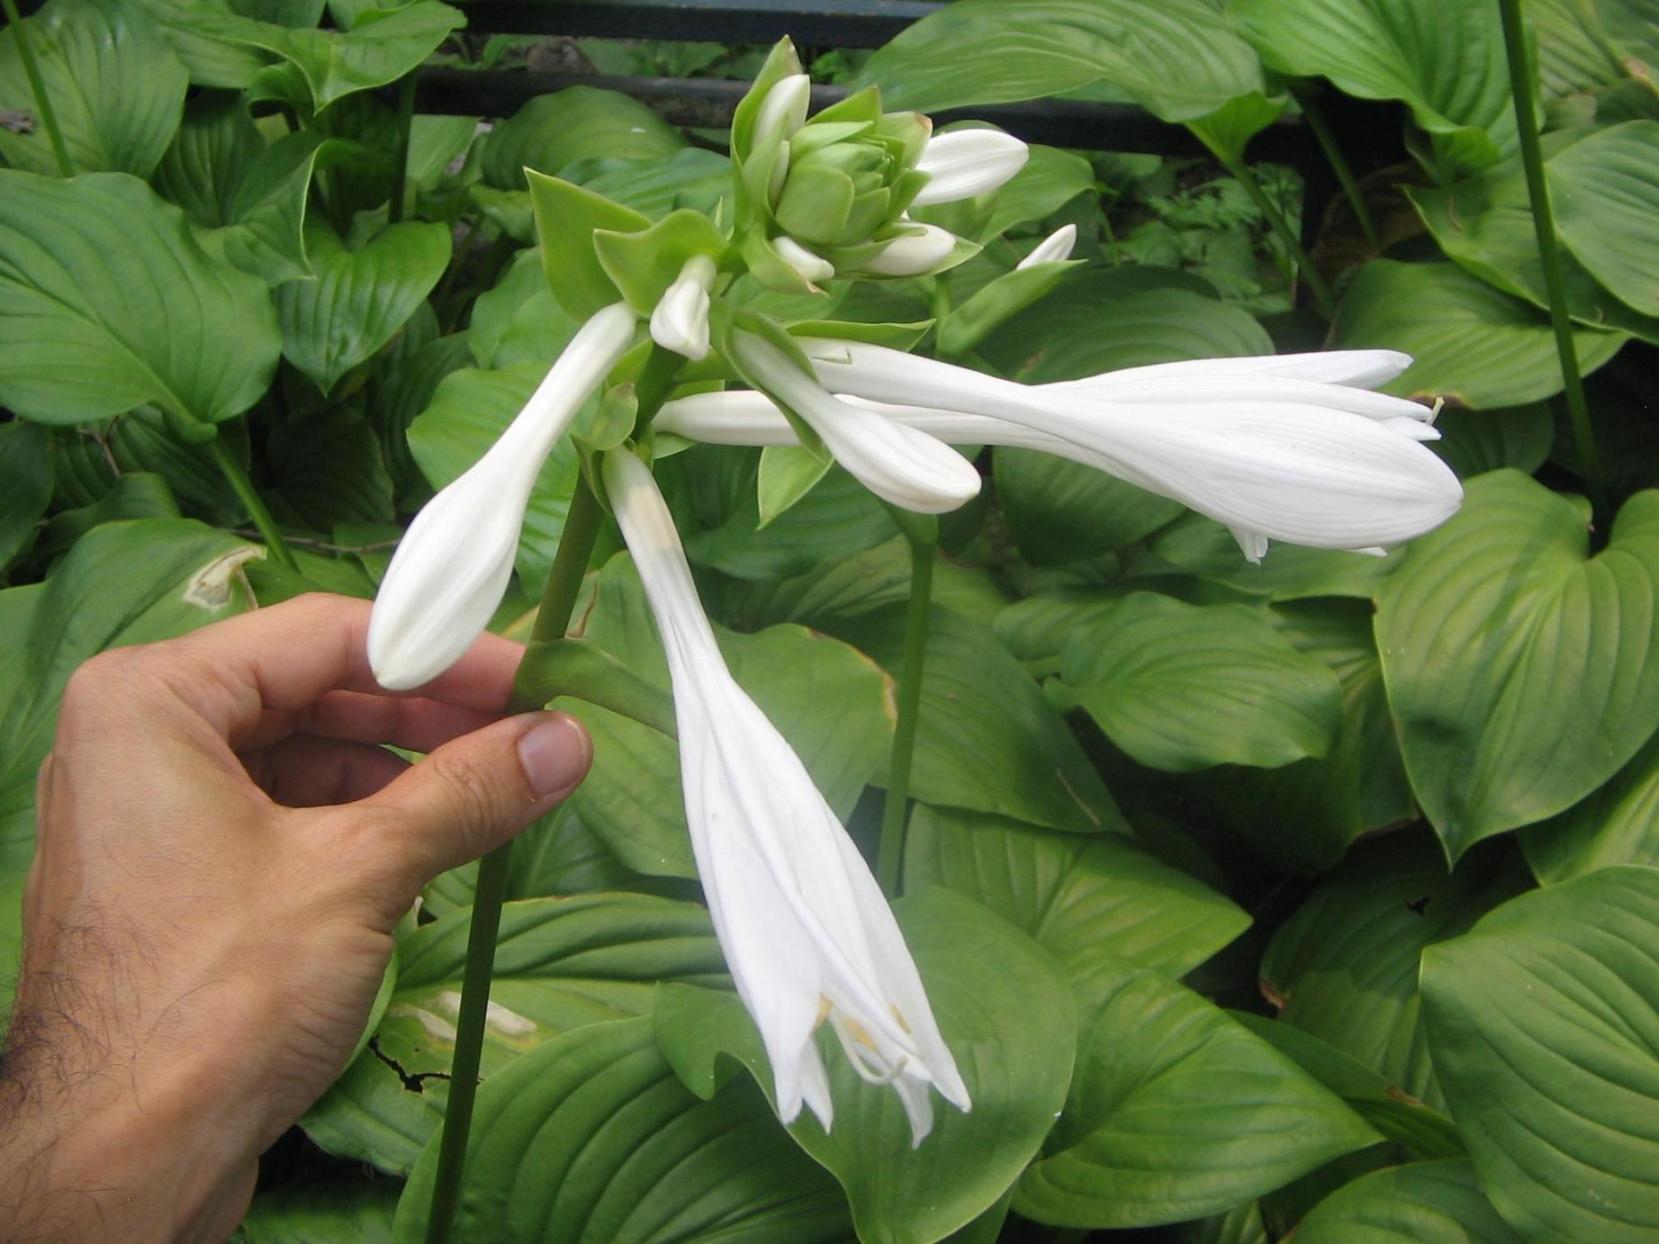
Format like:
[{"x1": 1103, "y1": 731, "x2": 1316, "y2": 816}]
[
  {"x1": 414, "y1": 68, "x2": 1317, "y2": 167},
  {"x1": 458, "y1": 0, "x2": 940, "y2": 47}
]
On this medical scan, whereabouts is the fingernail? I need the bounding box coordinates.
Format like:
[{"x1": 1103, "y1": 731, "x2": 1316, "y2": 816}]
[{"x1": 516, "y1": 713, "x2": 592, "y2": 798}]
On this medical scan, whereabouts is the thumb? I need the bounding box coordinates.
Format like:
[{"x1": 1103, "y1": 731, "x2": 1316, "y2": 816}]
[{"x1": 365, "y1": 711, "x2": 592, "y2": 883}]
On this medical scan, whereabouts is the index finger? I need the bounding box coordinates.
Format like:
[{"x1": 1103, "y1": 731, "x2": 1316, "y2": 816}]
[{"x1": 157, "y1": 593, "x2": 523, "y2": 742}]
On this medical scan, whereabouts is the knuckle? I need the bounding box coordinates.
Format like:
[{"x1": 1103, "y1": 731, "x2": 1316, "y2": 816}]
[
  {"x1": 426, "y1": 751, "x2": 504, "y2": 833},
  {"x1": 59, "y1": 647, "x2": 144, "y2": 721}
]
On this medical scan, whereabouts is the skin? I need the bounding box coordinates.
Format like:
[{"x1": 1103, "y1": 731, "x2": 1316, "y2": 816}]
[{"x1": 0, "y1": 594, "x2": 592, "y2": 1242}]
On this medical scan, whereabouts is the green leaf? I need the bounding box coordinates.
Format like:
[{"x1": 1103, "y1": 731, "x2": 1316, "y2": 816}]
[
  {"x1": 0, "y1": 0, "x2": 187, "y2": 178},
  {"x1": 656, "y1": 888, "x2": 1078, "y2": 1244},
  {"x1": 393, "y1": 1016, "x2": 852, "y2": 1244},
  {"x1": 1226, "y1": 0, "x2": 1515, "y2": 175},
  {"x1": 1548, "y1": 120, "x2": 1659, "y2": 316},
  {"x1": 756, "y1": 443, "x2": 833, "y2": 526},
  {"x1": 0, "y1": 171, "x2": 282, "y2": 425},
  {"x1": 1595, "y1": 0, "x2": 1659, "y2": 89},
  {"x1": 994, "y1": 449, "x2": 1185, "y2": 566},
  {"x1": 527, "y1": 171, "x2": 651, "y2": 319},
  {"x1": 0, "y1": 421, "x2": 52, "y2": 572},
  {"x1": 268, "y1": 408, "x2": 395, "y2": 527},
  {"x1": 1428, "y1": 403, "x2": 1555, "y2": 478},
  {"x1": 1141, "y1": 514, "x2": 1395, "y2": 600},
  {"x1": 1186, "y1": 90, "x2": 1288, "y2": 167},
  {"x1": 1261, "y1": 833, "x2": 1532, "y2": 1107},
  {"x1": 861, "y1": 0, "x2": 1263, "y2": 123},
  {"x1": 515, "y1": 638, "x2": 676, "y2": 736},
  {"x1": 274, "y1": 222, "x2": 449, "y2": 394},
  {"x1": 0, "y1": 520, "x2": 257, "y2": 871},
  {"x1": 592, "y1": 208, "x2": 727, "y2": 315},
  {"x1": 1056, "y1": 592, "x2": 1342, "y2": 772},
  {"x1": 903, "y1": 802, "x2": 1248, "y2": 982},
  {"x1": 38, "y1": 472, "x2": 182, "y2": 563},
  {"x1": 1015, "y1": 956, "x2": 1379, "y2": 1229},
  {"x1": 1376, "y1": 471, "x2": 1659, "y2": 856},
  {"x1": 977, "y1": 267, "x2": 1273, "y2": 381},
  {"x1": 576, "y1": 147, "x2": 732, "y2": 221},
  {"x1": 153, "y1": 90, "x2": 263, "y2": 226},
  {"x1": 1295, "y1": 1159, "x2": 1526, "y2": 1244},
  {"x1": 207, "y1": 131, "x2": 354, "y2": 285},
  {"x1": 1332, "y1": 260, "x2": 1627, "y2": 408},
  {"x1": 1409, "y1": 138, "x2": 1659, "y2": 346},
  {"x1": 376, "y1": 893, "x2": 725, "y2": 1085},
  {"x1": 936, "y1": 258, "x2": 1082, "y2": 356},
  {"x1": 1421, "y1": 867, "x2": 1659, "y2": 1242},
  {"x1": 823, "y1": 604, "x2": 1126, "y2": 833},
  {"x1": 0, "y1": 869, "x2": 26, "y2": 1041},
  {"x1": 240, "y1": 1181, "x2": 398, "y2": 1243},
  {"x1": 481, "y1": 86, "x2": 684, "y2": 189},
  {"x1": 975, "y1": 145, "x2": 1097, "y2": 241},
  {"x1": 1522, "y1": 726, "x2": 1659, "y2": 881},
  {"x1": 300, "y1": 1050, "x2": 442, "y2": 1177}
]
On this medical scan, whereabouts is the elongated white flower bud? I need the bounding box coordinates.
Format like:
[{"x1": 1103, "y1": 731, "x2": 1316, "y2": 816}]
[
  {"x1": 1016, "y1": 223, "x2": 1077, "y2": 269},
  {"x1": 859, "y1": 224, "x2": 959, "y2": 276},
  {"x1": 774, "y1": 235, "x2": 835, "y2": 285},
  {"x1": 602, "y1": 449, "x2": 971, "y2": 1144},
  {"x1": 910, "y1": 129, "x2": 1030, "y2": 206},
  {"x1": 368, "y1": 303, "x2": 637, "y2": 690},
  {"x1": 649, "y1": 254, "x2": 717, "y2": 361},
  {"x1": 754, "y1": 72, "x2": 811, "y2": 149},
  {"x1": 731, "y1": 332, "x2": 981, "y2": 513}
]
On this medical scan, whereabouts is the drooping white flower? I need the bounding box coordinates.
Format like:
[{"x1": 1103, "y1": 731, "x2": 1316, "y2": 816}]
[
  {"x1": 650, "y1": 254, "x2": 718, "y2": 361},
  {"x1": 798, "y1": 339, "x2": 1461, "y2": 558},
  {"x1": 858, "y1": 223, "x2": 960, "y2": 277},
  {"x1": 1016, "y1": 223, "x2": 1077, "y2": 270},
  {"x1": 910, "y1": 129, "x2": 1030, "y2": 206},
  {"x1": 367, "y1": 303, "x2": 637, "y2": 689},
  {"x1": 730, "y1": 331, "x2": 981, "y2": 513},
  {"x1": 773, "y1": 235, "x2": 836, "y2": 286},
  {"x1": 601, "y1": 448, "x2": 971, "y2": 1144}
]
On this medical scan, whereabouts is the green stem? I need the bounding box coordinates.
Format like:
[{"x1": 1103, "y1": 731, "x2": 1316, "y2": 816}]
[
  {"x1": 1497, "y1": 0, "x2": 1607, "y2": 518},
  {"x1": 3, "y1": 0, "x2": 72, "y2": 177},
  {"x1": 388, "y1": 74, "x2": 416, "y2": 225},
  {"x1": 1293, "y1": 85, "x2": 1379, "y2": 251},
  {"x1": 424, "y1": 346, "x2": 689, "y2": 1244},
  {"x1": 1222, "y1": 155, "x2": 1336, "y2": 316},
  {"x1": 876, "y1": 520, "x2": 937, "y2": 898},
  {"x1": 207, "y1": 436, "x2": 297, "y2": 571}
]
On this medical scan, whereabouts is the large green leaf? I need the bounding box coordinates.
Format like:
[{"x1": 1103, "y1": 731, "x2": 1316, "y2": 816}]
[
  {"x1": 1295, "y1": 1159, "x2": 1526, "y2": 1243},
  {"x1": 562, "y1": 554, "x2": 893, "y2": 878},
  {"x1": 1523, "y1": 727, "x2": 1659, "y2": 880},
  {"x1": 1140, "y1": 514, "x2": 1395, "y2": 601},
  {"x1": 240, "y1": 1182, "x2": 397, "y2": 1244},
  {"x1": 1421, "y1": 867, "x2": 1659, "y2": 1242},
  {"x1": 1261, "y1": 833, "x2": 1532, "y2": 1107},
  {"x1": 0, "y1": 172, "x2": 281, "y2": 426},
  {"x1": 903, "y1": 802, "x2": 1248, "y2": 982},
  {"x1": 204, "y1": 131, "x2": 354, "y2": 286},
  {"x1": 1055, "y1": 592, "x2": 1342, "y2": 772},
  {"x1": 977, "y1": 267, "x2": 1272, "y2": 382},
  {"x1": 154, "y1": 90, "x2": 264, "y2": 226},
  {"x1": 268, "y1": 407, "x2": 395, "y2": 527},
  {"x1": 1531, "y1": 0, "x2": 1626, "y2": 105},
  {"x1": 1015, "y1": 956, "x2": 1379, "y2": 1228},
  {"x1": 0, "y1": 0, "x2": 187, "y2": 178},
  {"x1": 974, "y1": 145, "x2": 1097, "y2": 241},
  {"x1": 824, "y1": 604, "x2": 1125, "y2": 833},
  {"x1": 1409, "y1": 137, "x2": 1659, "y2": 345},
  {"x1": 0, "y1": 421, "x2": 51, "y2": 572},
  {"x1": 994, "y1": 450, "x2": 1184, "y2": 566},
  {"x1": 1332, "y1": 260, "x2": 1627, "y2": 408},
  {"x1": 1548, "y1": 120, "x2": 1659, "y2": 317},
  {"x1": 299, "y1": 1047, "x2": 442, "y2": 1178},
  {"x1": 657, "y1": 888, "x2": 1078, "y2": 1244},
  {"x1": 394, "y1": 1016, "x2": 851, "y2": 1244},
  {"x1": 481, "y1": 87, "x2": 684, "y2": 189},
  {"x1": 861, "y1": 0, "x2": 1263, "y2": 123},
  {"x1": 0, "y1": 520, "x2": 258, "y2": 872},
  {"x1": 1375, "y1": 471, "x2": 1659, "y2": 857},
  {"x1": 1226, "y1": 0, "x2": 1515, "y2": 175},
  {"x1": 274, "y1": 222, "x2": 450, "y2": 393},
  {"x1": 1427, "y1": 404, "x2": 1555, "y2": 479}
]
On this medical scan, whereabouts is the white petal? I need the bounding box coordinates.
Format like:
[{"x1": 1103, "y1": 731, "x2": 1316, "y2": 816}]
[
  {"x1": 1230, "y1": 527, "x2": 1269, "y2": 564},
  {"x1": 1061, "y1": 348, "x2": 1414, "y2": 390},
  {"x1": 858, "y1": 224, "x2": 959, "y2": 276},
  {"x1": 774, "y1": 234, "x2": 835, "y2": 285},
  {"x1": 1016, "y1": 223, "x2": 1077, "y2": 270},
  {"x1": 732, "y1": 333, "x2": 980, "y2": 513},
  {"x1": 368, "y1": 304, "x2": 636, "y2": 689},
  {"x1": 910, "y1": 129, "x2": 1030, "y2": 206},
  {"x1": 754, "y1": 72, "x2": 810, "y2": 149},
  {"x1": 649, "y1": 255, "x2": 717, "y2": 361}
]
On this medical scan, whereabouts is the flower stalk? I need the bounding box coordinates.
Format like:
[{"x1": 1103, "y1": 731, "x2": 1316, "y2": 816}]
[
  {"x1": 1497, "y1": 0, "x2": 1606, "y2": 520},
  {"x1": 877, "y1": 512, "x2": 938, "y2": 898},
  {"x1": 207, "y1": 436, "x2": 297, "y2": 571}
]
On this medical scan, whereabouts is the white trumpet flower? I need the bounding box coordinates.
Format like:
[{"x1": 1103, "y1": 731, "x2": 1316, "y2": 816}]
[
  {"x1": 859, "y1": 223, "x2": 959, "y2": 277},
  {"x1": 910, "y1": 129, "x2": 1030, "y2": 206},
  {"x1": 367, "y1": 303, "x2": 637, "y2": 690},
  {"x1": 730, "y1": 332, "x2": 981, "y2": 513},
  {"x1": 1016, "y1": 223, "x2": 1077, "y2": 270},
  {"x1": 602, "y1": 449, "x2": 972, "y2": 1144},
  {"x1": 650, "y1": 254, "x2": 718, "y2": 361}
]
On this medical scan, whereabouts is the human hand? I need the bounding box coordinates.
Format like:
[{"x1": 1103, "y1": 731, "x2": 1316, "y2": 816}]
[{"x1": 0, "y1": 593, "x2": 590, "y2": 1242}]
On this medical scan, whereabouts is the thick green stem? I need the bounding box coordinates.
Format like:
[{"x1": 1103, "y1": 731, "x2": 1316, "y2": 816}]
[
  {"x1": 1498, "y1": 0, "x2": 1607, "y2": 518},
  {"x1": 388, "y1": 74, "x2": 416, "y2": 225},
  {"x1": 424, "y1": 346, "x2": 688, "y2": 1244},
  {"x1": 2, "y1": 0, "x2": 71, "y2": 178},
  {"x1": 877, "y1": 522, "x2": 937, "y2": 898},
  {"x1": 207, "y1": 436, "x2": 297, "y2": 571},
  {"x1": 1222, "y1": 155, "x2": 1336, "y2": 316},
  {"x1": 1293, "y1": 85, "x2": 1379, "y2": 251}
]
